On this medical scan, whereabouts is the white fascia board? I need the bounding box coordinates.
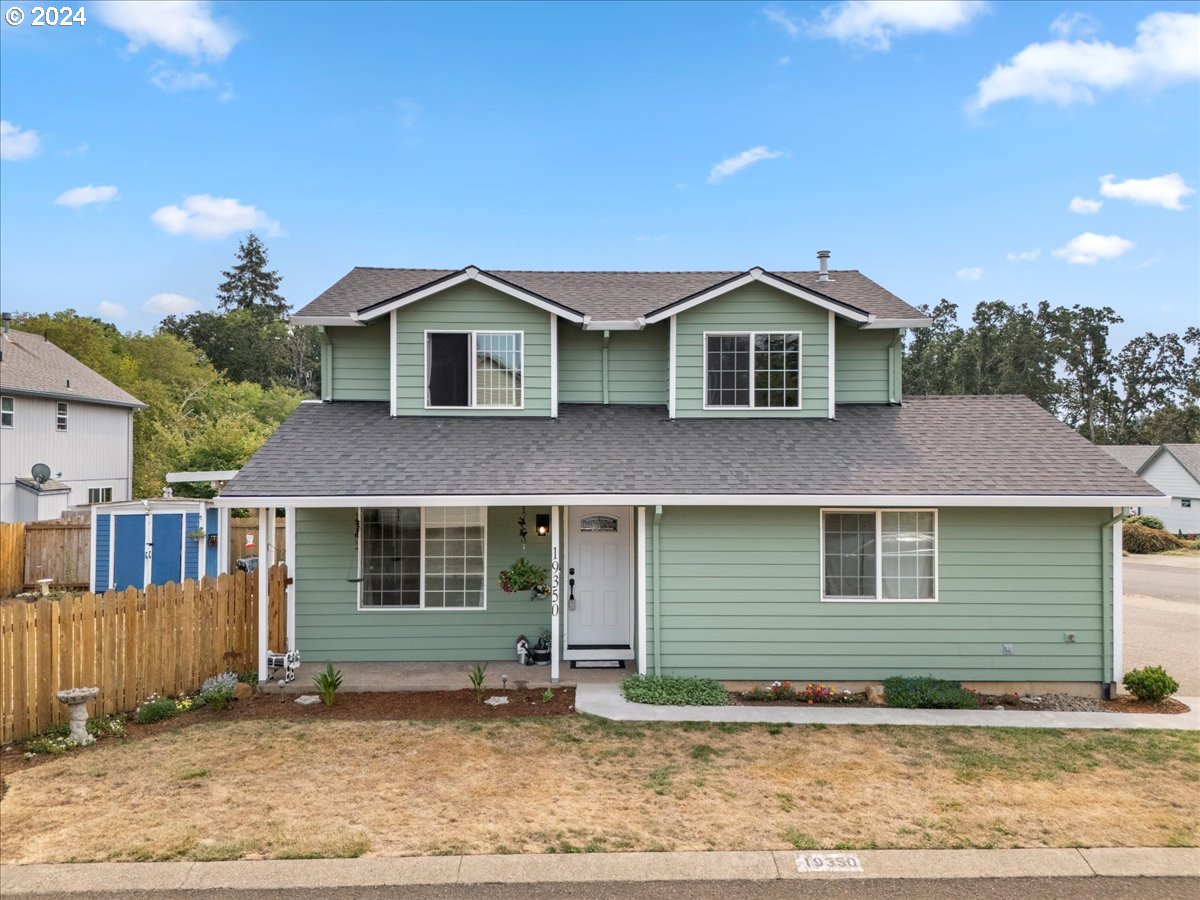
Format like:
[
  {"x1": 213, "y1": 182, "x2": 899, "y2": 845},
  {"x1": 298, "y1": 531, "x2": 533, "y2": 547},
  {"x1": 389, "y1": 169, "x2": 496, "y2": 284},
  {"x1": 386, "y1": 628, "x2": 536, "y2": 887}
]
[
  {"x1": 644, "y1": 270, "x2": 871, "y2": 325},
  {"x1": 583, "y1": 319, "x2": 645, "y2": 331},
  {"x1": 291, "y1": 316, "x2": 363, "y2": 327},
  {"x1": 214, "y1": 492, "x2": 1168, "y2": 509},
  {"x1": 861, "y1": 318, "x2": 932, "y2": 330},
  {"x1": 166, "y1": 470, "x2": 240, "y2": 483},
  {"x1": 353, "y1": 269, "x2": 586, "y2": 324}
]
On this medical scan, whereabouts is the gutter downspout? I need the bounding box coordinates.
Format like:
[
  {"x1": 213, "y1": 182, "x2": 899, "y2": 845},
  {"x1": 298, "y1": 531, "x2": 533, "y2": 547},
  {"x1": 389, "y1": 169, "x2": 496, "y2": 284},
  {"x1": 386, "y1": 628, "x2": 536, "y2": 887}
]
[
  {"x1": 888, "y1": 331, "x2": 903, "y2": 404},
  {"x1": 653, "y1": 505, "x2": 663, "y2": 676},
  {"x1": 1100, "y1": 508, "x2": 1126, "y2": 697},
  {"x1": 319, "y1": 328, "x2": 332, "y2": 402},
  {"x1": 602, "y1": 330, "x2": 611, "y2": 406}
]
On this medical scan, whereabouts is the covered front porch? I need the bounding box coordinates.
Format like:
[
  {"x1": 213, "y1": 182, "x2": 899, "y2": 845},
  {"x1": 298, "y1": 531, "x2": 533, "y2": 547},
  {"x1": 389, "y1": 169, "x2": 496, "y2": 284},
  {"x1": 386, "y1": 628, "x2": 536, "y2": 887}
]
[{"x1": 250, "y1": 503, "x2": 651, "y2": 685}]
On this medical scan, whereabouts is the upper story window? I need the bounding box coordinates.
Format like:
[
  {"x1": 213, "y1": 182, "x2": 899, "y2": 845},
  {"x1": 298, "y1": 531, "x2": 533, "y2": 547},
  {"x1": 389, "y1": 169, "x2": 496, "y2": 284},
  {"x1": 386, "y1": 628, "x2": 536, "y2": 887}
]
[
  {"x1": 88, "y1": 487, "x2": 113, "y2": 504},
  {"x1": 704, "y1": 332, "x2": 800, "y2": 409},
  {"x1": 1, "y1": 395, "x2": 12, "y2": 428},
  {"x1": 822, "y1": 509, "x2": 937, "y2": 602},
  {"x1": 426, "y1": 331, "x2": 523, "y2": 409},
  {"x1": 56, "y1": 401, "x2": 69, "y2": 431}
]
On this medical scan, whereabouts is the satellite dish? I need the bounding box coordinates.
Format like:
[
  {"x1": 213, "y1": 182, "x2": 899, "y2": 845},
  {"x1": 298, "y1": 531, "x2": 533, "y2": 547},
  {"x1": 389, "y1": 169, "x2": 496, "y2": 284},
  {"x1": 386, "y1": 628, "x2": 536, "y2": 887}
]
[{"x1": 31, "y1": 463, "x2": 52, "y2": 485}]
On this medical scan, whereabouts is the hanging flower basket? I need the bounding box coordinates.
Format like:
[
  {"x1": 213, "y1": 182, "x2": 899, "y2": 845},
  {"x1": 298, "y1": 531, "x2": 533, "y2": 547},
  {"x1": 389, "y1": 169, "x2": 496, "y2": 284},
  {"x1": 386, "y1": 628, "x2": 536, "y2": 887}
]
[{"x1": 499, "y1": 558, "x2": 548, "y2": 593}]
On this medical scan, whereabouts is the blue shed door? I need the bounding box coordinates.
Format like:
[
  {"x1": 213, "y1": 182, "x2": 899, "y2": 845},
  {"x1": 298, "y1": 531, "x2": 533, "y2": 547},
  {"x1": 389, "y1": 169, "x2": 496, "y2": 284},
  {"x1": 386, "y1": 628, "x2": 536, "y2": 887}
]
[
  {"x1": 184, "y1": 512, "x2": 201, "y2": 581},
  {"x1": 94, "y1": 514, "x2": 112, "y2": 593},
  {"x1": 151, "y1": 513, "x2": 183, "y2": 585},
  {"x1": 205, "y1": 508, "x2": 219, "y2": 576},
  {"x1": 112, "y1": 514, "x2": 148, "y2": 591}
]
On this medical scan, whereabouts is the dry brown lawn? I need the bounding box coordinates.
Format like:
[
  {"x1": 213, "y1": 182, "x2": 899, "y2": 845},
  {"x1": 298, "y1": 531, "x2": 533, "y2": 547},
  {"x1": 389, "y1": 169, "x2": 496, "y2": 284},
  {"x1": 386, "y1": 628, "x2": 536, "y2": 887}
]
[{"x1": 1, "y1": 717, "x2": 1198, "y2": 863}]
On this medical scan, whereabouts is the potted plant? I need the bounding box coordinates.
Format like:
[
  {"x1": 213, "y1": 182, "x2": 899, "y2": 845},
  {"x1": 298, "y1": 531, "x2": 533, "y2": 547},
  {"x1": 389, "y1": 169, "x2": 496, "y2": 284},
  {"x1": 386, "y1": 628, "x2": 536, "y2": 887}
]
[
  {"x1": 529, "y1": 627, "x2": 552, "y2": 665},
  {"x1": 499, "y1": 558, "x2": 549, "y2": 599}
]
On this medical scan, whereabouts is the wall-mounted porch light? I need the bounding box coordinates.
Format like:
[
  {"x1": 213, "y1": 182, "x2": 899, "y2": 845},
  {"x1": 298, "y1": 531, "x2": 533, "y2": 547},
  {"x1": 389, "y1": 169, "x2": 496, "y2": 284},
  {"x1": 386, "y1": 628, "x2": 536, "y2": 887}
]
[{"x1": 535, "y1": 513, "x2": 550, "y2": 537}]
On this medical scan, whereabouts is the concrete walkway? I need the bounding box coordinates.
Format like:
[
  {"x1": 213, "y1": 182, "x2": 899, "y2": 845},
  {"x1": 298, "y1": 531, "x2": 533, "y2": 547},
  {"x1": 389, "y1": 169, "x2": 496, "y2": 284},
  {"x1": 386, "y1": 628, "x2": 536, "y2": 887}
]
[
  {"x1": 574, "y1": 684, "x2": 1200, "y2": 730},
  {"x1": 2, "y1": 849, "x2": 1197, "y2": 894}
]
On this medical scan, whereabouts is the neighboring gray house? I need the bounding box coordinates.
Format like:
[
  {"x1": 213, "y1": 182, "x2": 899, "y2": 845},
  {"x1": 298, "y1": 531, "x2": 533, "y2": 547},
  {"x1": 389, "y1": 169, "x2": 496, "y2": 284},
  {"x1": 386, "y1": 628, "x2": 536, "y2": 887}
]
[
  {"x1": 1102, "y1": 444, "x2": 1200, "y2": 535},
  {"x1": 221, "y1": 256, "x2": 1162, "y2": 697},
  {"x1": 0, "y1": 323, "x2": 144, "y2": 522}
]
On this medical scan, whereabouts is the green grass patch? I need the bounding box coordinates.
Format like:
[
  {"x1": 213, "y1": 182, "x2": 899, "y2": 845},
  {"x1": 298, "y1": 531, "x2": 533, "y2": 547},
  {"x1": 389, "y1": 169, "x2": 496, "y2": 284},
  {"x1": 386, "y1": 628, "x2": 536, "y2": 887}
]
[
  {"x1": 782, "y1": 828, "x2": 819, "y2": 850},
  {"x1": 622, "y1": 675, "x2": 728, "y2": 706},
  {"x1": 689, "y1": 743, "x2": 721, "y2": 762}
]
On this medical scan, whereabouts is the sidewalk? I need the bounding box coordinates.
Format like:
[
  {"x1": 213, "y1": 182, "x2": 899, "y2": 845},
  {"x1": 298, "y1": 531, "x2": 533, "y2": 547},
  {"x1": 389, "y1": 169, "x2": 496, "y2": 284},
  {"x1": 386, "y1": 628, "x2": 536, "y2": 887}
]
[
  {"x1": 575, "y1": 684, "x2": 1200, "y2": 730},
  {"x1": 2, "y1": 848, "x2": 1197, "y2": 894}
]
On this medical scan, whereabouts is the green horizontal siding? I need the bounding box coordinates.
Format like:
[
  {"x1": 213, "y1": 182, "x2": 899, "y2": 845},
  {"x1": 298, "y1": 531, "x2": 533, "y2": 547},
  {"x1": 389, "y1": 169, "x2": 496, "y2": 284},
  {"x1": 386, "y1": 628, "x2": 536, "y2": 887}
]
[
  {"x1": 557, "y1": 322, "x2": 669, "y2": 404},
  {"x1": 674, "y1": 283, "x2": 830, "y2": 417},
  {"x1": 645, "y1": 506, "x2": 1109, "y2": 682},
  {"x1": 834, "y1": 323, "x2": 897, "y2": 404},
  {"x1": 295, "y1": 506, "x2": 553, "y2": 661},
  {"x1": 394, "y1": 283, "x2": 552, "y2": 416},
  {"x1": 326, "y1": 321, "x2": 390, "y2": 401}
]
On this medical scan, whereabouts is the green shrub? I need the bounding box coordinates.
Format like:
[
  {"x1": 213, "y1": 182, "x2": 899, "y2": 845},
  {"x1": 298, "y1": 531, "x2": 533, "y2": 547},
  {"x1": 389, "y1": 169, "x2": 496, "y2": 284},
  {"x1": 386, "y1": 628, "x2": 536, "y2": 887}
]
[
  {"x1": 1123, "y1": 523, "x2": 1182, "y2": 554},
  {"x1": 1122, "y1": 665, "x2": 1180, "y2": 703},
  {"x1": 622, "y1": 675, "x2": 728, "y2": 706},
  {"x1": 199, "y1": 672, "x2": 238, "y2": 710},
  {"x1": 468, "y1": 663, "x2": 488, "y2": 703},
  {"x1": 313, "y1": 661, "x2": 343, "y2": 707},
  {"x1": 1126, "y1": 514, "x2": 1165, "y2": 531},
  {"x1": 134, "y1": 696, "x2": 180, "y2": 724},
  {"x1": 883, "y1": 675, "x2": 979, "y2": 710}
]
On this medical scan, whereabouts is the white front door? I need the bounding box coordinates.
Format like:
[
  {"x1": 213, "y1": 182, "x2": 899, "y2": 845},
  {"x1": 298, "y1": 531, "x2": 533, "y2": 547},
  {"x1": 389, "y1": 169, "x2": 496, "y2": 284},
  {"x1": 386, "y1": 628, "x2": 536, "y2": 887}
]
[{"x1": 566, "y1": 506, "x2": 633, "y2": 659}]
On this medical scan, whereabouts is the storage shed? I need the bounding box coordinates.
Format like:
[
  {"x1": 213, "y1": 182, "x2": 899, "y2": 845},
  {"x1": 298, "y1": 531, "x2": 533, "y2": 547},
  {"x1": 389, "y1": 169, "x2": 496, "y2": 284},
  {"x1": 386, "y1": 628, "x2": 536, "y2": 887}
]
[{"x1": 91, "y1": 498, "x2": 228, "y2": 592}]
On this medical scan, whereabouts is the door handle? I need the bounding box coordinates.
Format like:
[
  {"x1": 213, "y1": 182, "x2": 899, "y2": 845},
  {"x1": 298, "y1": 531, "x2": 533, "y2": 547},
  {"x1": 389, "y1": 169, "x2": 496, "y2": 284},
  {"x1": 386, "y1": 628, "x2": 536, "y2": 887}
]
[{"x1": 568, "y1": 573, "x2": 576, "y2": 610}]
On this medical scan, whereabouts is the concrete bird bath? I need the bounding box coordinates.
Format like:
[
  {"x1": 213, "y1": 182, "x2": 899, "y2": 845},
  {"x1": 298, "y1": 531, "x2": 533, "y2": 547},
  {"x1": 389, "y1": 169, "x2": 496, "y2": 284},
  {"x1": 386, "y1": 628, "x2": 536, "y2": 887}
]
[{"x1": 56, "y1": 687, "x2": 100, "y2": 745}]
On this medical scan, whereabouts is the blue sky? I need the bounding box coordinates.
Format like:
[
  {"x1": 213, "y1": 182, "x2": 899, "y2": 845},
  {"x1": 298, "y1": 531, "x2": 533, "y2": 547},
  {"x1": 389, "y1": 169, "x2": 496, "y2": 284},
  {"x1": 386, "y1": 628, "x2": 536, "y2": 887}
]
[{"x1": 1, "y1": 1, "x2": 1197, "y2": 343}]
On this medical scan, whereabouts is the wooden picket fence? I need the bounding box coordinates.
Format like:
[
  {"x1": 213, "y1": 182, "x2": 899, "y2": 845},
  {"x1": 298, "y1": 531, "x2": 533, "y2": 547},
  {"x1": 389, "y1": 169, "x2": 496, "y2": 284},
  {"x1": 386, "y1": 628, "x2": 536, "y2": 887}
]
[
  {"x1": 0, "y1": 563, "x2": 289, "y2": 745},
  {"x1": 0, "y1": 522, "x2": 24, "y2": 596}
]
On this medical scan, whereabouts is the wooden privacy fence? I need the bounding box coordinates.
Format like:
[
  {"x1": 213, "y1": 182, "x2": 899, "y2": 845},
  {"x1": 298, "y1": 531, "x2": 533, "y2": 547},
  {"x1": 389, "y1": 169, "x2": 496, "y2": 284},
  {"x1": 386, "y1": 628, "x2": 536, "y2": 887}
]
[
  {"x1": 0, "y1": 563, "x2": 288, "y2": 745},
  {"x1": 24, "y1": 520, "x2": 91, "y2": 589},
  {"x1": 229, "y1": 516, "x2": 287, "y2": 568},
  {"x1": 0, "y1": 522, "x2": 24, "y2": 596}
]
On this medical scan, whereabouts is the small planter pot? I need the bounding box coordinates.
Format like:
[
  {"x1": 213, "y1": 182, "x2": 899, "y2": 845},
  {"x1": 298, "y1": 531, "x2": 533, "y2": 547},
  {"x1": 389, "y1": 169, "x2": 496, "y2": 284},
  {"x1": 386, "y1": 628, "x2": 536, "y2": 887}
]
[{"x1": 529, "y1": 646, "x2": 552, "y2": 666}]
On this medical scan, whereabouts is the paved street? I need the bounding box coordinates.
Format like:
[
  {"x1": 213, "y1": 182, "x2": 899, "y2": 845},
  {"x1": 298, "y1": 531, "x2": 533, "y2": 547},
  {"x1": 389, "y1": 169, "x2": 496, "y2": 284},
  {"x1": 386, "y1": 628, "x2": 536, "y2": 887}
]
[
  {"x1": 1124, "y1": 554, "x2": 1200, "y2": 694},
  {"x1": 85, "y1": 878, "x2": 1200, "y2": 900}
]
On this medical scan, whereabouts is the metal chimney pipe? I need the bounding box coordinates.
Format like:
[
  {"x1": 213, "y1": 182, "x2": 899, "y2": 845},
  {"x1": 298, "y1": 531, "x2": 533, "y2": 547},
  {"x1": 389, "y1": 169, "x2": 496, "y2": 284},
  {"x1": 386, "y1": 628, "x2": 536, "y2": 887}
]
[
  {"x1": 1, "y1": 311, "x2": 10, "y2": 335},
  {"x1": 817, "y1": 250, "x2": 831, "y2": 282}
]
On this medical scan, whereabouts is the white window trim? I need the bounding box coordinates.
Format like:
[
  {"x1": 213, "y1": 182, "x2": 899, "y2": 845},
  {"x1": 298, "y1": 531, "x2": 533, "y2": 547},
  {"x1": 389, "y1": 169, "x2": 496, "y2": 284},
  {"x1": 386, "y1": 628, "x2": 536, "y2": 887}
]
[
  {"x1": 819, "y1": 508, "x2": 939, "y2": 603},
  {"x1": 88, "y1": 486, "x2": 114, "y2": 505},
  {"x1": 701, "y1": 330, "x2": 803, "y2": 411},
  {"x1": 423, "y1": 329, "x2": 526, "y2": 410},
  {"x1": 356, "y1": 506, "x2": 489, "y2": 611},
  {"x1": 56, "y1": 401, "x2": 69, "y2": 431},
  {"x1": 0, "y1": 395, "x2": 13, "y2": 428}
]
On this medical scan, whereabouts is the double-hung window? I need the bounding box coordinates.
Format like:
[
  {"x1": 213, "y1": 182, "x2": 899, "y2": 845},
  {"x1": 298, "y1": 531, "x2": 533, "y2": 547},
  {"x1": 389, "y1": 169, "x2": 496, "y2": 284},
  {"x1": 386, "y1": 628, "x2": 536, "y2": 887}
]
[
  {"x1": 360, "y1": 506, "x2": 487, "y2": 609},
  {"x1": 56, "y1": 401, "x2": 69, "y2": 431},
  {"x1": 704, "y1": 332, "x2": 800, "y2": 409},
  {"x1": 426, "y1": 331, "x2": 523, "y2": 408},
  {"x1": 0, "y1": 396, "x2": 13, "y2": 428},
  {"x1": 822, "y1": 509, "x2": 937, "y2": 602}
]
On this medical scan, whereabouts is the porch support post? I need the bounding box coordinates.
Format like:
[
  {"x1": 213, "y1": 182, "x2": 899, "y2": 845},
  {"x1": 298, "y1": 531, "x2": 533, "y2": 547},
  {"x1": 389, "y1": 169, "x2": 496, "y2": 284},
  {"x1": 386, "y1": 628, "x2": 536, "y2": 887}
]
[
  {"x1": 285, "y1": 506, "x2": 296, "y2": 652},
  {"x1": 257, "y1": 506, "x2": 270, "y2": 682},
  {"x1": 550, "y1": 506, "x2": 561, "y2": 684},
  {"x1": 652, "y1": 505, "x2": 663, "y2": 677},
  {"x1": 1112, "y1": 506, "x2": 1124, "y2": 685},
  {"x1": 637, "y1": 506, "x2": 647, "y2": 675}
]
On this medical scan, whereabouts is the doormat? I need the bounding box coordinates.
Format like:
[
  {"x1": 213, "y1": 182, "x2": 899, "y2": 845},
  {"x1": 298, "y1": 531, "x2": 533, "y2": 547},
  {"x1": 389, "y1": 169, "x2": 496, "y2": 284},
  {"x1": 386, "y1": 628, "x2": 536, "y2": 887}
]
[{"x1": 571, "y1": 660, "x2": 626, "y2": 669}]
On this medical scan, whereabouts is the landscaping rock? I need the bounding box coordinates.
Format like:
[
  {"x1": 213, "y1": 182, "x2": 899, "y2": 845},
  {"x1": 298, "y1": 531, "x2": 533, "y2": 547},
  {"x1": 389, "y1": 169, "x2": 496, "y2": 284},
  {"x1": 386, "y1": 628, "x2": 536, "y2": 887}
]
[
  {"x1": 1033, "y1": 693, "x2": 1106, "y2": 712},
  {"x1": 294, "y1": 695, "x2": 321, "y2": 706},
  {"x1": 866, "y1": 685, "x2": 885, "y2": 705},
  {"x1": 484, "y1": 695, "x2": 510, "y2": 706},
  {"x1": 234, "y1": 682, "x2": 253, "y2": 702},
  {"x1": 994, "y1": 705, "x2": 1004, "y2": 711}
]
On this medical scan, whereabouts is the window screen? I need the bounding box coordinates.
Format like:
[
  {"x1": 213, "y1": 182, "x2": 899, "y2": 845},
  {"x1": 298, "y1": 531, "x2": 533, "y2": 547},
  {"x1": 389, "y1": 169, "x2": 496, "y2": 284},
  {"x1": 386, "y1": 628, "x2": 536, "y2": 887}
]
[
  {"x1": 361, "y1": 508, "x2": 422, "y2": 607},
  {"x1": 427, "y1": 333, "x2": 470, "y2": 407},
  {"x1": 823, "y1": 512, "x2": 876, "y2": 598}
]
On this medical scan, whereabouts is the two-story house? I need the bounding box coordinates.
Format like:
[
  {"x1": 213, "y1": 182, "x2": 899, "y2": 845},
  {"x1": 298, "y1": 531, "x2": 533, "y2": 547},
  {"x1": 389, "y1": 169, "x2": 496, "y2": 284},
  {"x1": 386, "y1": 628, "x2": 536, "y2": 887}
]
[
  {"x1": 220, "y1": 255, "x2": 1162, "y2": 695},
  {"x1": 0, "y1": 321, "x2": 144, "y2": 522}
]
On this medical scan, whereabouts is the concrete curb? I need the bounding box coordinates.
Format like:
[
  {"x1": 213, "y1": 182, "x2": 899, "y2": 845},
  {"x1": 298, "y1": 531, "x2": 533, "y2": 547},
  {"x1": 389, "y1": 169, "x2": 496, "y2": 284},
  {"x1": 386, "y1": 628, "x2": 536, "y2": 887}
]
[
  {"x1": 575, "y1": 684, "x2": 1200, "y2": 730},
  {"x1": 2, "y1": 848, "x2": 1197, "y2": 894}
]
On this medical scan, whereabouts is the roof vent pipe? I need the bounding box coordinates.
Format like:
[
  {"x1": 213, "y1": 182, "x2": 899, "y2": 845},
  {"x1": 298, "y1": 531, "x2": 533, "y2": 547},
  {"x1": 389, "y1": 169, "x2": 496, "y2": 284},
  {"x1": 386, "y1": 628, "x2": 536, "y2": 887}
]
[
  {"x1": 816, "y1": 250, "x2": 831, "y2": 282},
  {"x1": 1, "y1": 311, "x2": 10, "y2": 336}
]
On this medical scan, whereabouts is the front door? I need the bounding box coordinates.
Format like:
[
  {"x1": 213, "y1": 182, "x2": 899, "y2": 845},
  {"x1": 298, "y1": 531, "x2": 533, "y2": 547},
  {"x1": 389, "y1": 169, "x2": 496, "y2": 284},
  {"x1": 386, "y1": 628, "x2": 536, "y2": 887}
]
[{"x1": 566, "y1": 506, "x2": 633, "y2": 659}]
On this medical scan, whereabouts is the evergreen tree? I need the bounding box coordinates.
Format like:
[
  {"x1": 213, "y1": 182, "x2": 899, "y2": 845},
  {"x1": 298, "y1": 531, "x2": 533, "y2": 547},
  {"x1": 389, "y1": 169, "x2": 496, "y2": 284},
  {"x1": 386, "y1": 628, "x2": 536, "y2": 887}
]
[{"x1": 216, "y1": 233, "x2": 288, "y2": 315}]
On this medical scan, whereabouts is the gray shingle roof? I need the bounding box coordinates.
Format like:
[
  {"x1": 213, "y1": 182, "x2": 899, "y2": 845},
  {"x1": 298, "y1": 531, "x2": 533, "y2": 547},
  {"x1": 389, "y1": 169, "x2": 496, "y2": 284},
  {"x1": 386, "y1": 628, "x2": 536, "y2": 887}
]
[
  {"x1": 0, "y1": 330, "x2": 144, "y2": 408},
  {"x1": 221, "y1": 396, "x2": 1159, "y2": 500},
  {"x1": 296, "y1": 267, "x2": 926, "y2": 323},
  {"x1": 1163, "y1": 444, "x2": 1200, "y2": 483},
  {"x1": 1100, "y1": 444, "x2": 1160, "y2": 473}
]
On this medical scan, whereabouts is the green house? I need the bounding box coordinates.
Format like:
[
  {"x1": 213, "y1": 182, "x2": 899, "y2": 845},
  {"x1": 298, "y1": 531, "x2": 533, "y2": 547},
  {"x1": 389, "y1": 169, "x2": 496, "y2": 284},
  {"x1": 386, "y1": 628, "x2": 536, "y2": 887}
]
[{"x1": 220, "y1": 255, "x2": 1162, "y2": 695}]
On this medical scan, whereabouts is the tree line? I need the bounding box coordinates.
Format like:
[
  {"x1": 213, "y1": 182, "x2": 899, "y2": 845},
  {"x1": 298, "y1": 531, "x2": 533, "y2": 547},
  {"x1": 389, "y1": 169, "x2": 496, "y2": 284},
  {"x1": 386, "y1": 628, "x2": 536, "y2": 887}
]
[{"x1": 903, "y1": 299, "x2": 1200, "y2": 445}]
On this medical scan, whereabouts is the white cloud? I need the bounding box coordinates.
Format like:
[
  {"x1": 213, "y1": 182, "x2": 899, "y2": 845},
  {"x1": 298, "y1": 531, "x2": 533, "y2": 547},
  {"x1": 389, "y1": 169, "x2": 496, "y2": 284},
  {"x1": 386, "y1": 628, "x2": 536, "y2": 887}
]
[
  {"x1": 1099, "y1": 173, "x2": 1195, "y2": 211},
  {"x1": 95, "y1": 0, "x2": 239, "y2": 62},
  {"x1": 98, "y1": 301, "x2": 128, "y2": 320},
  {"x1": 1053, "y1": 232, "x2": 1133, "y2": 265},
  {"x1": 151, "y1": 194, "x2": 280, "y2": 239},
  {"x1": 812, "y1": 0, "x2": 988, "y2": 52},
  {"x1": 55, "y1": 185, "x2": 119, "y2": 208},
  {"x1": 762, "y1": 6, "x2": 801, "y2": 38},
  {"x1": 1, "y1": 121, "x2": 41, "y2": 161},
  {"x1": 955, "y1": 266, "x2": 983, "y2": 281},
  {"x1": 1006, "y1": 248, "x2": 1041, "y2": 262},
  {"x1": 150, "y1": 62, "x2": 217, "y2": 92},
  {"x1": 1050, "y1": 12, "x2": 1099, "y2": 40},
  {"x1": 143, "y1": 292, "x2": 199, "y2": 315},
  {"x1": 1069, "y1": 196, "x2": 1102, "y2": 214},
  {"x1": 62, "y1": 142, "x2": 89, "y2": 157},
  {"x1": 970, "y1": 11, "x2": 1199, "y2": 111},
  {"x1": 708, "y1": 146, "x2": 784, "y2": 184}
]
